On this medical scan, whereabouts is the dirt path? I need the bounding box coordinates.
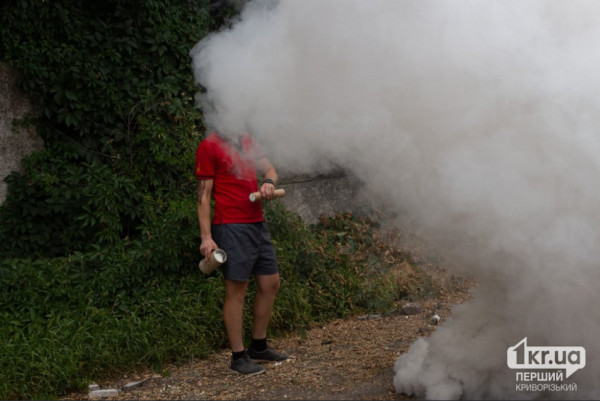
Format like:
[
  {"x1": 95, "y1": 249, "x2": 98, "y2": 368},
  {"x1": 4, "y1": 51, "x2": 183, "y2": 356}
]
[{"x1": 66, "y1": 290, "x2": 471, "y2": 401}]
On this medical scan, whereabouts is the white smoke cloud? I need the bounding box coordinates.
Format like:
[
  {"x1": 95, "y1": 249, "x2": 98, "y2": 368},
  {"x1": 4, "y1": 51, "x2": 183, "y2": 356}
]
[{"x1": 190, "y1": 1, "x2": 600, "y2": 398}]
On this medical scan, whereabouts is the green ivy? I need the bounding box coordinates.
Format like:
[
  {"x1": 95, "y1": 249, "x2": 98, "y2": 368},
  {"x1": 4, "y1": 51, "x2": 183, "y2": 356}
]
[{"x1": 0, "y1": 0, "x2": 210, "y2": 257}]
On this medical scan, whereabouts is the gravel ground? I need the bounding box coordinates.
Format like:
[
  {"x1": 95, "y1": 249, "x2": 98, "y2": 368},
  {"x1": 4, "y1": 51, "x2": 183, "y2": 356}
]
[{"x1": 66, "y1": 288, "x2": 472, "y2": 401}]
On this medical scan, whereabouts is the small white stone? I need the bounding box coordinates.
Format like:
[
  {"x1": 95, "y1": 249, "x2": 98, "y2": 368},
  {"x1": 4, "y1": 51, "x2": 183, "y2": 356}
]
[
  {"x1": 89, "y1": 389, "x2": 119, "y2": 399},
  {"x1": 122, "y1": 380, "x2": 145, "y2": 392}
]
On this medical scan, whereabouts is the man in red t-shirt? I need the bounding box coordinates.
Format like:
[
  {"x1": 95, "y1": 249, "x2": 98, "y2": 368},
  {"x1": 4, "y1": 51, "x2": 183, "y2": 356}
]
[{"x1": 196, "y1": 131, "x2": 288, "y2": 376}]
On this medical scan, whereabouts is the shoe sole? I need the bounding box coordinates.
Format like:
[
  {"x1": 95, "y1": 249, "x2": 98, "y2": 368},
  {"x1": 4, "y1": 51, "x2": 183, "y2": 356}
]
[
  {"x1": 231, "y1": 368, "x2": 266, "y2": 377},
  {"x1": 248, "y1": 353, "x2": 289, "y2": 362}
]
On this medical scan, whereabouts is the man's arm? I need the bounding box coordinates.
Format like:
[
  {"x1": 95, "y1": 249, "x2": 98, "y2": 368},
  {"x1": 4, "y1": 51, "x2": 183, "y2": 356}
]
[
  {"x1": 197, "y1": 179, "x2": 218, "y2": 258},
  {"x1": 257, "y1": 157, "x2": 278, "y2": 200}
]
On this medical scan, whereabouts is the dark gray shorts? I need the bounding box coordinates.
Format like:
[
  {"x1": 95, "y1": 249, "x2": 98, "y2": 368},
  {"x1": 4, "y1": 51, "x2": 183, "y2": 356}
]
[{"x1": 212, "y1": 222, "x2": 279, "y2": 282}]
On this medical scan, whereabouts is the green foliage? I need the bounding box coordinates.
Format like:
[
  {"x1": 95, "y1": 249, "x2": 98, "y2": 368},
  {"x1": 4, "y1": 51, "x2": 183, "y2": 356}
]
[
  {"x1": 0, "y1": 252, "x2": 226, "y2": 399},
  {"x1": 0, "y1": 149, "x2": 143, "y2": 256},
  {"x1": 265, "y1": 204, "x2": 405, "y2": 327},
  {"x1": 0, "y1": 204, "x2": 417, "y2": 400},
  {"x1": 0, "y1": 0, "x2": 209, "y2": 257}
]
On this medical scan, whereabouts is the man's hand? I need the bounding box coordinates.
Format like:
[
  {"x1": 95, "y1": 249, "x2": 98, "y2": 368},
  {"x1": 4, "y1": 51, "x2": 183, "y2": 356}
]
[
  {"x1": 257, "y1": 157, "x2": 278, "y2": 201},
  {"x1": 200, "y1": 238, "x2": 219, "y2": 260},
  {"x1": 260, "y1": 181, "x2": 276, "y2": 201}
]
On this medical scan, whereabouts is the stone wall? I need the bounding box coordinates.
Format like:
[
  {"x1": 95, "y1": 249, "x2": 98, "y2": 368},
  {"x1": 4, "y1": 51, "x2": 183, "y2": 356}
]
[{"x1": 0, "y1": 63, "x2": 44, "y2": 203}]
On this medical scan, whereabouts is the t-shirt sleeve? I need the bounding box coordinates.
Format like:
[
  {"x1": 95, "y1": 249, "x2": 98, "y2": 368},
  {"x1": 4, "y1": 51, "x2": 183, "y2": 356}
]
[{"x1": 195, "y1": 140, "x2": 216, "y2": 179}]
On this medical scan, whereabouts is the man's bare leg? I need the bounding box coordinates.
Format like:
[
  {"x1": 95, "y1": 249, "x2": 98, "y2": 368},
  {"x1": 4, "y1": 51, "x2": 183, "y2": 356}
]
[
  {"x1": 252, "y1": 273, "x2": 280, "y2": 339},
  {"x1": 247, "y1": 273, "x2": 288, "y2": 361},
  {"x1": 223, "y1": 279, "x2": 249, "y2": 352}
]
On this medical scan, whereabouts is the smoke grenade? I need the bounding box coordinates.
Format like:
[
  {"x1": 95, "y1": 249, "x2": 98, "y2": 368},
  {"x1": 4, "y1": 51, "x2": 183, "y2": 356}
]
[
  {"x1": 249, "y1": 188, "x2": 285, "y2": 202},
  {"x1": 199, "y1": 249, "x2": 227, "y2": 274}
]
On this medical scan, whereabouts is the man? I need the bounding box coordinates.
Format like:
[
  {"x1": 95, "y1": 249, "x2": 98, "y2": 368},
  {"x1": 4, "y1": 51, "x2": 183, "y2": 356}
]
[{"x1": 195, "y1": 130, "x2": 289, "y2": 376}]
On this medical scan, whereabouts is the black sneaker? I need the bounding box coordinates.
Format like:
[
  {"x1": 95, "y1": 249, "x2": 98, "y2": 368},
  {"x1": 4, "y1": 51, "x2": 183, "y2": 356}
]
[
  {"x1": 247, "y1": 346, "x2": 289, "y2": 361},
  {"x1": 231, "y1": 354, "x2": 266, "y2": 376}
]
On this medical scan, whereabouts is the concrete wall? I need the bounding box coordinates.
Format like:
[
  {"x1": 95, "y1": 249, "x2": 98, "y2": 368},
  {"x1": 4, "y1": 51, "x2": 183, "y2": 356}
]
[
  {"x1": 0, "y1": 63, "x2": 44, "y2": 203},
  {"x1": 279, "y1": 171, "x2": 367, "y2": 225}
]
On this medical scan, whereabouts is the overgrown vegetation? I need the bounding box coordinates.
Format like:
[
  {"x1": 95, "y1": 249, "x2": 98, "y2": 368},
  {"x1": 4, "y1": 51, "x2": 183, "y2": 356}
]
[
  {"x1": 0, "y1": 1, "x2": 439, "y2": 399},
  {"x1": 0, "y1": 0, "x2": 212, "y2": 258},
  {"x1": 0, "y1": 204, "x2": 423, "y2": 400}
]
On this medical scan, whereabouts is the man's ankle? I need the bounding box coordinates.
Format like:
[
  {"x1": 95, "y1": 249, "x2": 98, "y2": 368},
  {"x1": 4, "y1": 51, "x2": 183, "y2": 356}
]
[
  {"x1": 232, "y1": 350, "x2": 247, "y2": 361},
  {"x1": 250, "y1": 337, "x2": 268, "y2": 352}
]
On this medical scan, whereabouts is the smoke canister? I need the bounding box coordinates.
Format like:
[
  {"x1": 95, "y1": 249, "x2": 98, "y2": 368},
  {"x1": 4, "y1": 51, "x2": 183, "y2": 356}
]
[
  {"x1": 249, "y1": 188, "x2": 286, "y2": 202},
  {"x1": 199, "y1": 249, "x2": 227, "y2": 274}
]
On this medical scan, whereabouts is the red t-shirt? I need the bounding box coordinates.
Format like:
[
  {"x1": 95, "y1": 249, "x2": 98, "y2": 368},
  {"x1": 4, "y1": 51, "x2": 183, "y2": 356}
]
[{"x1": 195, "y1": 132, "x2": 265, "y2": 224}]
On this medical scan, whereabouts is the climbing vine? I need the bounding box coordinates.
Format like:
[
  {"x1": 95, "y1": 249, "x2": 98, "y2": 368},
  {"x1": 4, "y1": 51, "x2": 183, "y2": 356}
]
[{"x1": 0, "y1": 0, "x2": 211, "y2": 257}]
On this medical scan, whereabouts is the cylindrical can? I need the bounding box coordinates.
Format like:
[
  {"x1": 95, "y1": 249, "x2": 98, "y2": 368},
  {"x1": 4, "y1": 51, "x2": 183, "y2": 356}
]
[
  {"x1": 199, "y1": 249, "x2": 227, "y2": 274},
  {"x1": 249, "y1": 188, "x2": 286, "y2": 202}
]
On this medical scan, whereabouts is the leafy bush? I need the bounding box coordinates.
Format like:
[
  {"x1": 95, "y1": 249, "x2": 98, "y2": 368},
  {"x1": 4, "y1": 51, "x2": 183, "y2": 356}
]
[
  {"x1": 0, "y1": 0, "x2": 209, "y2": 258},
  {"x1": 0, "y1": 252, "x2": 226, "y2": 399},
  {"x1": 0, "y1": 204, "x2": 416, "y2": 400}
]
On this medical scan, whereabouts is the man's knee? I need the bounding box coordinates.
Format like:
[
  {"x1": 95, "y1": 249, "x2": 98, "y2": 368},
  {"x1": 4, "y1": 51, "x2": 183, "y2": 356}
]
[
  {"x1": 257, "y1": 274, "x2": 280, "y2": 296},
  {"x1": 225, "y1": 280, "x2": 249, "y2": 303}
]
